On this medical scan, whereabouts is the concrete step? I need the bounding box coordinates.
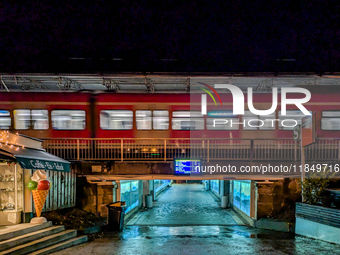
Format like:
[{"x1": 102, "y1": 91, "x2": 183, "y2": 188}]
[
  {"x1": 30, "y1": 236, "x2": 88, "y2": 255},
  {"x1": 0, "y1": 221, "x2": 52, "y2": 242},
  {"x1": 0, "y1": 229, "x2": 77, "y2": 255},
  {"x1": 0, "y1": 226, "x2": 65, "y2": 252}
]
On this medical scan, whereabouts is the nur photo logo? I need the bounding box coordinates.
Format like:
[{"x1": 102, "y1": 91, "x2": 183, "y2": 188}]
[{"x1": 199, "y1": 83, "x2": 312, "y2": 129}]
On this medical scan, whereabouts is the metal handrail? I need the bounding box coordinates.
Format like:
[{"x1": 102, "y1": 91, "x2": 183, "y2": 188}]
[{"x1": 41, "y1": 138, "x2": 340, "y2": 162}]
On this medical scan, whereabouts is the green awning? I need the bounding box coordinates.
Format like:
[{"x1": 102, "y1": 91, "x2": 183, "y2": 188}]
[{"x1": 0, "y1": 147, "x2": 70, "y2": 172}]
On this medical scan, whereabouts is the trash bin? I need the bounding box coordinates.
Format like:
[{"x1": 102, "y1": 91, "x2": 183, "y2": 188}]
[
  {"x1": 221, "y1": 195, "x2": 228, "y2": 208},
  {"x1": 106, "y1": 201, "x2": 127, "y2": 232},
  {"x1": 145, "y1": 194, "x2": 153, "y2": 209}
]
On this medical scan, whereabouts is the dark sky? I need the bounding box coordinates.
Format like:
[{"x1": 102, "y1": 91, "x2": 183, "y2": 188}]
[{"x1": 1, "y1": 0, "x2": 340, "y2": 73}]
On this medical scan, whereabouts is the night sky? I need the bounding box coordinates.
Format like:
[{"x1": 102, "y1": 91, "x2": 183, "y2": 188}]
[{"x1": 1, "y1": 1, "x2": 340, "y2": 73}]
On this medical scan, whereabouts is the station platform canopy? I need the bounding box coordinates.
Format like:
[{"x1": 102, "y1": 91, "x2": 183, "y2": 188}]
[{"x1": 1, "y1": 73, "x2": 340, "y2": 93}]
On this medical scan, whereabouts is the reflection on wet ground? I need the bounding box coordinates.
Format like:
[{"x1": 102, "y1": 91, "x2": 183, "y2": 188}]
[
  {"x1": 53, "y1": 225, "x2": 340, "y2": 255},
  {"x1": 52, "y1": 184, "x2": 340, "y2": 255}
]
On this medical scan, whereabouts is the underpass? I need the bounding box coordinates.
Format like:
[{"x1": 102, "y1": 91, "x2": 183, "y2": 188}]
[{"x1": 127, "y1": 183, "x2": 243, "y2": 226}]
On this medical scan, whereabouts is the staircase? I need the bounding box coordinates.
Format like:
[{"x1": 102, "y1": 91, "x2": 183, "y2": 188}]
[{"x1": 0, "y1": 221, "x2": 88, "y2": 255}]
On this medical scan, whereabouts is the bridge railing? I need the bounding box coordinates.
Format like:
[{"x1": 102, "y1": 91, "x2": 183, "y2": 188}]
[{"x1": 41, "y1": 138, "x2": 340, "y2": 162}]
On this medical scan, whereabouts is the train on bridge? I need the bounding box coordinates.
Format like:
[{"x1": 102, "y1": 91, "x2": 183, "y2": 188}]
[{"x1": 0, "y1": 87, "x2": 340, "y2": 140}]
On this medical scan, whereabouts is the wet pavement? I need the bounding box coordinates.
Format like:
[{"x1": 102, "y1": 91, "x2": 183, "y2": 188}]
[
  {"x1": 127, "y1": 183, "x2": 241, "y2": 226},
  {"x1": 52, "y1": 184, "x2": 340, "y2": 255},
  {"x1": 52, "y1": 225, "x2": 340, "y2": 255}
]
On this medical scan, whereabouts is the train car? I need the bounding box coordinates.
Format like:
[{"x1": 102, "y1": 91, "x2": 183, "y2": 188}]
[
  {"x1": 95, "y1": 87, "x2": 340, "y2": 140},
  {"x1": 0, "y1": 92, "x2": 92, "y2": 139},
  {"x1": 0, "y1": 86, "x2": 340, "y2": 140}
]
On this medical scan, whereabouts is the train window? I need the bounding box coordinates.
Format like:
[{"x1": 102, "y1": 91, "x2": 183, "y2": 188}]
[
  {"x1": 136, "y1": 110, "x2": 152, "y2": 130},
  {"x1": 321, "y1": 111, "x2": 340, "y2": 130},
  {"x1": 242, "y1": 111, "x2": 258, "y2": 130},
  {"x1": 32, "y1": 110, "x2": 49, "y2": 130},
  {"x1": 242, "y1": 111, "x2": 275, "y2": 130},
  {"x1": 172, "y1": 111, "x2": 204, "y2": 130},
  {"x1": 14, "y1": 109, "x2": 49, "y2": 130},
  {"x1": 206, "y1": 118, "x2": 239, "y2": 130},
  {"x1": 0, "y1": 110, "x2": 11, "y2": 129},
  {"x1": 259, "y1": 113, "x2": 275, "y2": 130},
  {"x1": 153, "y1": 110, "x2": 169, "y2": 130},
  {"x1": 13, "y1": 109, "x2": 31, "y2": 130},
  {"x1": 278, "y1": 110, "x2": 312, "y2": 130},
  {"x1": 51, "y1": 110, "x2": 85, "y2": 130},
  {"x1": 100, "y1": 110, "x2": 133, "y2": 130}
]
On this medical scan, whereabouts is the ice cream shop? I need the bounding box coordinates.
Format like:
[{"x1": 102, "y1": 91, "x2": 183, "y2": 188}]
[{"x1": 0, "y1": 131, "x2": 73, "y2": 225}]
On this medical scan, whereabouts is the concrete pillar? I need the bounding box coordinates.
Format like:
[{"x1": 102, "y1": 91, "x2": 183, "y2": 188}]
[
  {"x1": 142, "y1": 180, "x2": 150, "y2": 207},
  {"x1": 220, "y1": 180, "x2": 224, "y2": 197},
  {"x1": 97, "y1": 184, "x2": 115, "y2": 217},
  {"x1": 116, "y1": 180, "x2": 121, "y2": 201},
  {"x1": 149, "y1": 180, "x2": 155, "y2": 201},
  {"x1": 223, "y1": 180, "x2": 230, "y2": 207},
  {"x1": 139, "y1": 180, "x2": 143, "y2": 208}
]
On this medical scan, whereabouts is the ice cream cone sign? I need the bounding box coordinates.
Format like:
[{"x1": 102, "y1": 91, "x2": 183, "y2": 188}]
[{"x1": 28, "y1": 170, "x2": 50, "y2": 221}]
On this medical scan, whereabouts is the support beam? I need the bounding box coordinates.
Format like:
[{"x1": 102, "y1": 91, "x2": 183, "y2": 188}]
[
  {"x1": 102, "y1": 78, "x2": 119, "y2": 91},
  {"x1": 0, "y1": 76, "x2": 10, "y2": 92},
  {"x1": 184, "y1": 78, "x2": 190, "y2": 92},
  {"x1": 145, "y1": 77, "x2": 154, "y2": 92},
  {"x1": 255, "y1": 78, "x2": 275, "y2": 91},
  {"x1": 18, "y1": 77, "x2": 47, "y2": 90},
  {"x1": 58, "y1": 77, "x2": 83, "y2": 90}
]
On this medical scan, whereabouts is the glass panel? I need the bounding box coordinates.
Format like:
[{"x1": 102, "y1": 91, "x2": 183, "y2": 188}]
[
  {"x1": 0, "y1": 110, "x2": 11, "y2": 129},
  {"x1": 240, "y1": 182, "x2": 251, "y2": 216},
  {"x1": 172, "y1": 118, "x2": 204, "y2": 130},
  {"x1": 14, "y1": 109, "x2": 30, "y2": 130},
  {"x1": 100, "y1": 110, "x2": 133, "y2": 130},
  {"x1": 136, "y1": 110, "x2": 152, "y2": 130},
  {"x1": 259, "y1": 113, "x2": 275, "y2": 130},
  {"x1": 120, "y1": 182, "x2": 131, "y2": 212},
  {"x1": 51, "y1": 110, "x2": 86, "y2": 130},
  {"x1": 153, "y1": 110, "x2": 169, "y2": 130},
  {"x1": 172, "y1": 111, "x2": 203, "y2": 117},
  {"x1": 322, "y1": 111, "x2": 340, "y2": 117},
  {"x1": 154, "y1": 180, "x2": 170, "y2": 193},
  {"x1": 278, "y1": 110, "x2": 312, "y2": 130},
  {"x1": 32, "y1": 110, "x2": 49, "y2": 130},
  {"x1": 211, "y1": 180, "x2": 219, "y2": 194},
  {"x1": 321, "y1": 118, "x2": 340, "y2": 130},
  {"x1": 154, "y1": 180, "x2": 160, "y2": 192},
  {"x1": 121, "y1": 181, "x2": 139, "y2": 214},
  {"x1": 130, "y1": 181, "x2": 139, "y2": 212},
  {"x1": 233, "y1": 180, "x2": 251, "y2": 216},
  {"x1": 233, "y1": 181, "x2": 241, "y2": 209},
  {"x1": 206, "y1": 118, "x2": 239, "y2": 130}
]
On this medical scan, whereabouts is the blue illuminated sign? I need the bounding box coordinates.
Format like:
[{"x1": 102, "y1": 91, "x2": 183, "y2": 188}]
[{"x1": 174, "y1": 159, "x2": 201, "y2": 175}]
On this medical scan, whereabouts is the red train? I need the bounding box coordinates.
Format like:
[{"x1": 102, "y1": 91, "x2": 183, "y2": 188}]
[{"x1": 0, "y1": 86, "x2": 340, "y2": 140}]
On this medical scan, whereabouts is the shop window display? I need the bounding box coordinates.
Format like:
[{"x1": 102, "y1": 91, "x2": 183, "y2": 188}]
[{"x1": 0, "y1": 163, "x2": 24, "y2": 225}]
